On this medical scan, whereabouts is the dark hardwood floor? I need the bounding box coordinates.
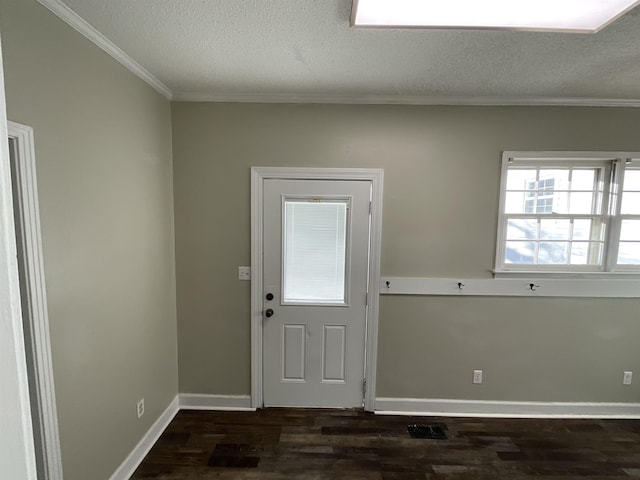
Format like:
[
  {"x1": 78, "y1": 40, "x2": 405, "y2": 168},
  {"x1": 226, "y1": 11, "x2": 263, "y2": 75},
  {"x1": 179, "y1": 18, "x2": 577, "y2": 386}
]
[{"x1": 131, "y1": 408, "x2": 640, "y2": 479}]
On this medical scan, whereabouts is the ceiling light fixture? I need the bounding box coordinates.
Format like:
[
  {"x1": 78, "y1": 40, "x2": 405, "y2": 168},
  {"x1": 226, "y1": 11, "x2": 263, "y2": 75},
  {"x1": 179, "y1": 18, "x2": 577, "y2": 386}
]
[{"x1": 351, "y1": 0, "x2": 640, "y2": 33}]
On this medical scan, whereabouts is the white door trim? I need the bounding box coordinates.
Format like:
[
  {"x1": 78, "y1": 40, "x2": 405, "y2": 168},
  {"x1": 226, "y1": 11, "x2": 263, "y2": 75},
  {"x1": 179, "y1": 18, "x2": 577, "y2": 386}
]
[
  {"x1": 0, "y1": 38, "x2": 38, "y2": 479},
  {"x1": 9, "y1": 122, "x2": 63, "y2": 480},
  {"x1": 251, "y1": 167, "x2": 383, "y2": 411}
]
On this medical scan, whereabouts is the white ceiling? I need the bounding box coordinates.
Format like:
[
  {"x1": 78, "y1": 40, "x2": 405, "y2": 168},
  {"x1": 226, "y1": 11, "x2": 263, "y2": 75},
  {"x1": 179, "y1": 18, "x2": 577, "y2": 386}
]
[{"x1": 43, "y1": 0, "x2": 640, "y2": 104}]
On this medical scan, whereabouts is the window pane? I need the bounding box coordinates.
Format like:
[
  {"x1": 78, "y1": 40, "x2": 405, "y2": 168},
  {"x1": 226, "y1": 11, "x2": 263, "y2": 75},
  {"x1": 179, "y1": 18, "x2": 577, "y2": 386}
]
[
  {"x1": 540, "y1": 219, "x2": 570, "y2": 240},
  {"x1": 538, "y1": 242, "x2": 569, "y2": 264},
  {"x1": 595, "y1": 220, "x2": 607, "y2": 242},
  {"x1": 547, "y1": 191, "x2": 569, "y2": 214},
  {"x1": 617, "y1": 242, "x2": 640, "y2": 265},
  {"x1": 569, "y1": 192, "x2": 594, "y2": 214},
  {"x1": 506, "y1": 191, "x2": 570, "y2": 214},
  {"x1": 504, "y1": 191, "x2": 527, "y2": 214},
  {"x1": 283, "y1": 200, "x2": 347, "y2": 303},
  {"x1": 506, "y1": 219, "x2": 537, "y2": 240},
  {"x1": 540, "y1": 169, "x2": 569, "y2": 188},
  {"x1": 572, "y1": 219, "x2": 592, "y2": 241},
  {"x1": 570, "y1": 242, "x2": 588, "y2": 265},
  {"x1": 621, "y1": 192, "x2": 640, "y2": 214},
  {"x1": 620, "y1": 220, "x2": 640, "y2": 241},
  {"x1": 570, "y1": 242, "x2": 603, "y2": 265},
  {"x1": 571, "y1": 169, "x2": 596, "y2": 190},
  {"x1": 590, "y1": 242, "x2": 604, "y2": 264},
  {"x1": 505, "y1": 241, "x2": 535, "y2": 264},
  {"x1": 534, "y1": 197, "x2": 554, "y2": 213},
  {"x1": 506, "y1": 169, "x2": 536, "y2": 190},
  {"x1": 623, "y1": 170, "x2": 640, "y2": 191}
]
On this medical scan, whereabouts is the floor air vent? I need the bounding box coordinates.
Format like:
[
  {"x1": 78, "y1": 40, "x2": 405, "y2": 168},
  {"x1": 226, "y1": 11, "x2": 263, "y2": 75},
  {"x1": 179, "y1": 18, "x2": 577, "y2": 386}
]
[{"x1": 407, "y1": 424, "x2": 447, "y2": 439}]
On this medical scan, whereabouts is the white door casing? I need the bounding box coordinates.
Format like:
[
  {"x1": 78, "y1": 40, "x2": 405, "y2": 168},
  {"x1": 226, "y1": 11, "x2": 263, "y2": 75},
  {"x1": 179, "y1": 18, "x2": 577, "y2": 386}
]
[
  {"x1": 251, "y1": 168, "x2": 383, "y2": 411},
  {"x1": 262, "y1": 179, "x2": 369, "y2": 407},
  {"x1": 9, "y1": 122, "x2": 63, "y2": 480},
  {"x1": 0, "y1": 38, "x2": 38, "y2": 479}
]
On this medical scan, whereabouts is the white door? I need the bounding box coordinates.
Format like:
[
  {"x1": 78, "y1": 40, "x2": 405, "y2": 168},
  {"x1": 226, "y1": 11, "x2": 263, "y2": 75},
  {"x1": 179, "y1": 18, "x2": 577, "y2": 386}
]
[{"x1": 262, "y1": 179, "x2": 371, "y2": 408}]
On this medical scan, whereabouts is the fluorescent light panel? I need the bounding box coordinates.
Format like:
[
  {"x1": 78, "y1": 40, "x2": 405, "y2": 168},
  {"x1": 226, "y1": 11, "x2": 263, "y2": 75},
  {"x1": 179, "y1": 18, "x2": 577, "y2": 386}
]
[{"x1": 351, "y1": 0, "x2": 640, "y2": 33}]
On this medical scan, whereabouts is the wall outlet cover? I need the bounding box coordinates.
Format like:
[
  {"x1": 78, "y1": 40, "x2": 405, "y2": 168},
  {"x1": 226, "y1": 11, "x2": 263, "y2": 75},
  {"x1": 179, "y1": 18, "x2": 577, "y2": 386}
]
[
  {"x1": 473, "y1": 370, "x2": 483, "y2": 384},
  {"x1": 238, "y1": 266, "x2": 251, "y2": 280},
  {"x1": 137, "y1": 398, "x2": 145, "y2": 418}
]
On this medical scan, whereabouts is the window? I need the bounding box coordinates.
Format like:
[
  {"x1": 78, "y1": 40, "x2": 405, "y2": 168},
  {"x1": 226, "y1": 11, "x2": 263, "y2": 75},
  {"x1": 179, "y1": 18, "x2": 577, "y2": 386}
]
[
  {"x1": 495, "y1": 152, "x2": 640, "y2": 274},
  {"x1": 283, "y1": 198, "x2": 349, "y2": 303}
]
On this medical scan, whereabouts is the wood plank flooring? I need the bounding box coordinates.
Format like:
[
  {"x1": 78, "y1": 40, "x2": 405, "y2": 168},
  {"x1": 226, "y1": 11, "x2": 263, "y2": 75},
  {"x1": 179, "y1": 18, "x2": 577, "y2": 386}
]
[{"x1": 131, "y1": 408, "x2": 640, "y2": 479}]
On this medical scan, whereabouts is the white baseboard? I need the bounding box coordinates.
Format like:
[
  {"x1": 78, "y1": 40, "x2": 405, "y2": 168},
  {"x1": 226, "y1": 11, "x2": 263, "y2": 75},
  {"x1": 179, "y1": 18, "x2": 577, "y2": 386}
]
[
  {"x1": 178, "y1": 393, "x2": 255, "y2": 411},
  {"x1": 109, "y1": 395, "x2": 179, "y2": 480},
  {"x1": 375, "y1": 397, "x2": 640, "y2": 419}
]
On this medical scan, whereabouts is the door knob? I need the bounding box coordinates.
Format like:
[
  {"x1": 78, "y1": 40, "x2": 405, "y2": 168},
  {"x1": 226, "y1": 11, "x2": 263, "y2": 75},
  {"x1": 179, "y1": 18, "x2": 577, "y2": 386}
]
[
  {"x1": 265, "y1": 308, "x2": 274, "y2": 318},
  {"x1": 265, "y1": 293, "x2": 274, "y2": 301}
]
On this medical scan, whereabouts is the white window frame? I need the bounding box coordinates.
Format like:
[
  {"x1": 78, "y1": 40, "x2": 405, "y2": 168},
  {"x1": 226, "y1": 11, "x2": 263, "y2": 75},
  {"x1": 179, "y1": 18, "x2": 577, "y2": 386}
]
[{"x1": 495, "y1": 151, "x2": 640, "y2": 278}]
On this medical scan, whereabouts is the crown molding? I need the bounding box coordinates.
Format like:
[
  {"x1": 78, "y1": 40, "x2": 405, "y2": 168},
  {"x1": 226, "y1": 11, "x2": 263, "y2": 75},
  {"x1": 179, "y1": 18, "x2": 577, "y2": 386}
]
[
  {"x1": 172, "y1": 91, "x2": 640, "y2": 107},
  {"x1": 36, "y1": 0, "x2": 173, "y2": 100}
]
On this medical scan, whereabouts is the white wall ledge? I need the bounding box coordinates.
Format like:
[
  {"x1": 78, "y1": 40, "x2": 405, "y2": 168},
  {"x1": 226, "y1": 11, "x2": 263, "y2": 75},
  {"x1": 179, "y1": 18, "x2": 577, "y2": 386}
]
[{"x1": 380, "y1": 276, "x2": 640, "y2": 298}]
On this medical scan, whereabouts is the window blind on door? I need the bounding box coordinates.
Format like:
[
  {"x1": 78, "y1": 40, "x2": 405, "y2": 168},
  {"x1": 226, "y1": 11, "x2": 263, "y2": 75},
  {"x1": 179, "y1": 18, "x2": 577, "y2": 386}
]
[{"x1": 283, "y1": 200, "x2": 348, "y2": 303}]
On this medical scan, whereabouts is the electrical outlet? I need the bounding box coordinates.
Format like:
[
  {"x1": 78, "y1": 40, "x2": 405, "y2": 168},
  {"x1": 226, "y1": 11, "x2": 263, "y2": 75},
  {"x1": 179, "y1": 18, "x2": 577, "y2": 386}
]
[
  {"x1": 238, "y1": 266, "x2": 251, "y2": 281},
  {"x1": 473, "y1": 370, "x2": 483, "y2": 384},
  {"x1": 137, "y1": 398, "x2": 145, "y2": 418},
  {"x1": 623, "y1": 371, "x2": 633, "y2": 385}
]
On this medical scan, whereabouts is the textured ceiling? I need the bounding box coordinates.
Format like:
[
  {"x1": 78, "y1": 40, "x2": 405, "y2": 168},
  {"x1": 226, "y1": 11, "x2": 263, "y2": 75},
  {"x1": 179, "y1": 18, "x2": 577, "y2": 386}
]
[{"x1": 56, "y1": 0, "x2": 640, "y2": 103}]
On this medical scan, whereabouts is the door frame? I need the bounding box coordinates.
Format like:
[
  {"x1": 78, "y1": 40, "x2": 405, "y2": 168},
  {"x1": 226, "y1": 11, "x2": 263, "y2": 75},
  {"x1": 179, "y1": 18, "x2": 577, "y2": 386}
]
[
  {"x1": 0, "y1": 38, "x2": 39, "y2": 479},
  {"x1": 250, "y1": 167, "x2": 384, "y2": 411},
  {"x1": 9, "y1": 121, "x2": 63, "y2": 480}
]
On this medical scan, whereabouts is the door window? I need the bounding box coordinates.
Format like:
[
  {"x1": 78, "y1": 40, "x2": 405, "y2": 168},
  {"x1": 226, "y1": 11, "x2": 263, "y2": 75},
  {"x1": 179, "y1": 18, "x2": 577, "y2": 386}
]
[{"x1": 282, "y1": 198, "x2": 349, "y2": 304}]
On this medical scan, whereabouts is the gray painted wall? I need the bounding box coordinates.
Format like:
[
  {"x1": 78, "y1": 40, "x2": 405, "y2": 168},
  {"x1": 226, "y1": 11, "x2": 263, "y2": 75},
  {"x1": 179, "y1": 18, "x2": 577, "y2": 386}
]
[
  {"x1": 172, "y1": 102, "x2": 640, "y2": 402},
  {"x1": 1, "y1": 1, "x2": 178, "y2": 479}
]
